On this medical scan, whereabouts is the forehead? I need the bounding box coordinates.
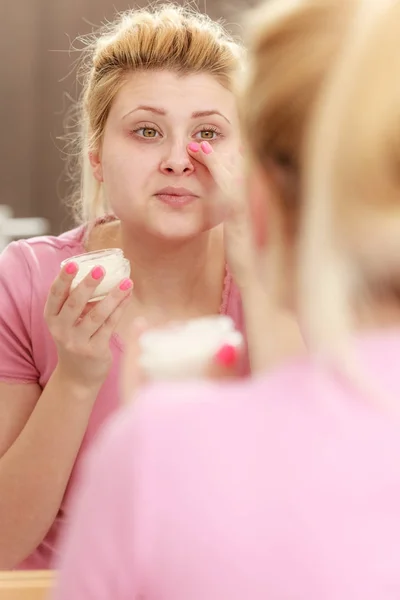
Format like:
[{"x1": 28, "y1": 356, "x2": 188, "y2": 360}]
[{"x1": 110, "y1": 70, "x2": 237, "y2": 120}]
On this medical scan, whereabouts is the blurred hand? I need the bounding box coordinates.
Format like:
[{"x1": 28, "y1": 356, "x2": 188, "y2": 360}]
[{"x1": 120, "y1": 318, "x2": 242, "y2": 405}]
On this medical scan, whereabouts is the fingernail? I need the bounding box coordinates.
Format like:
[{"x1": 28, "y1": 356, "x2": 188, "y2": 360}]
[
  {"x1": 119, "y1": 278, "x2": 133, "y2": 291},
  {"x1": 188, "y1": 142, "x2": 200, "y2": 152},
  {"x1": 65, "y1": 261, "x2": 78, "y2": 275},
  {"x1": 214, "y1": 344, "x2": 237, "y2": 367},
  {"x1": 91, "y1": 266, "x2": 105, "y2": 280},
  {"x1": 201, "y1": 141, "x2": 213, "y2": 155}
]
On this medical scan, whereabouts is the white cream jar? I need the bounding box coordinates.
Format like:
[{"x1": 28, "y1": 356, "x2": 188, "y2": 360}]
[
  {"x1": 60, "y1": 248, "x2": 131, "y2": 302},
  {"x1": 138, "y1": 315, "x2": 243, "y2": 380}
]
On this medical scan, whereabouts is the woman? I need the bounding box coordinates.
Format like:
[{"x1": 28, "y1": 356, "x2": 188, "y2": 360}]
[
  {"x1": 54, "y1": 0, "x2": 400, "y2": 598},
  {"x1": 0, "y1": 4, "x2": 248, "y2": 569}
]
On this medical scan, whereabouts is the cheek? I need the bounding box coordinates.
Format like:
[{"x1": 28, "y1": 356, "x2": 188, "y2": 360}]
[{"x1": 103, "y1": 147, "x2": 156, "y2": 192}]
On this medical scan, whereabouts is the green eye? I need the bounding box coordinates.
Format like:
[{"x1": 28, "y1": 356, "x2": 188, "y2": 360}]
[
  {"x1": 194, "y1": 129, "x2": 219, "y2": 141},
  {"x1": 200, "y1": 130, "x2": 215, "y2": 140},
  {"x1": 142, "y1": 128, "x2": 158, "y2": 138}
]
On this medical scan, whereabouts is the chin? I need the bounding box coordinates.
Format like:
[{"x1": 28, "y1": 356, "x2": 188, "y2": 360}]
[{"x1": 147, "y1": 212, "x2": 221, "y2": 241}]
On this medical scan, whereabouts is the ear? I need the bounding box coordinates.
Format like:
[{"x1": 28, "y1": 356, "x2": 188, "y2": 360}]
[
  {"x1": 247, "y1": 164, "x2": 269, "y2": 251},
  {"x1": 89, "y1": 151, "x2": 104, "y2": 183}
]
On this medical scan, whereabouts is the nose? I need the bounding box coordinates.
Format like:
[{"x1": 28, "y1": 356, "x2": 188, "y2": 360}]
[{"x1": 160, "y1": 143, "x2": 195, "y2": 176}]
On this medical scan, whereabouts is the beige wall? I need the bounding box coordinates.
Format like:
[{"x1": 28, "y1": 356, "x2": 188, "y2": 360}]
[{"x1": 1, "y1": 0, "x2": 253, "y2": 234}]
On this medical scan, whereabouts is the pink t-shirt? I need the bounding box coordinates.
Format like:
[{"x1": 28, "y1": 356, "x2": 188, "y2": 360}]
[
  {"x1": 53, "y1": 330, "x2": 400, "y2": 600},
  {"x1": 0, "y1": 225, "x2": 246, "y2": 570}
]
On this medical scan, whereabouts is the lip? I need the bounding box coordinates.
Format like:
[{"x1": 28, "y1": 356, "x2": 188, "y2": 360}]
[
  {"x1": 155, "y1": 186, "x2": 198, "y2": 197},
  {"x1": 154, "y1": 186, "x2": 199, "y2": 208}
]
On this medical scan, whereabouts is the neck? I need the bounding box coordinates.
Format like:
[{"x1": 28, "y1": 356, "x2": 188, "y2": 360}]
[{"x1": 119, "y1": 224, "x2": 225, "y2": 319}]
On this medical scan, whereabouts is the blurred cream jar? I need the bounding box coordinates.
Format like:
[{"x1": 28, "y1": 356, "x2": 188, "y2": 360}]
[
  {"x1": 138, "y1": 315, "x2": 243, "y2": 380},
  {"x1": 60, "y1": 248, "x2": 131, "y2": 302}
]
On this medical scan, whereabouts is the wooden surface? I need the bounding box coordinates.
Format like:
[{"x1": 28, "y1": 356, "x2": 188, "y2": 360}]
[{"x1": 0, "y1": 571, "x2": 55, "y2": 600}]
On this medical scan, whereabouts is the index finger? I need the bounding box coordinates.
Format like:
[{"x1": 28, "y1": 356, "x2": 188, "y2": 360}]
[
  {"x1": 187, "y1": 141, "x2": 236, "y2": 198},
  {"x1": 44, "y1": 261, "x2": 78, "y2": 319}
]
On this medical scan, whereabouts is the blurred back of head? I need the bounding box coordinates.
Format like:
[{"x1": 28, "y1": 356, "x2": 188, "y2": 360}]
[
  {"x1": 299, "y1": 0, "x2": 400, "y2": 360},
  {"x1": 239, "y1": 0, "x2": 360, "y2": 311},
  {"x1": 241, "y1": 0, "x2": 400, "y2": 403},
  {"x1": 240, "y1": 0, "x2": 359, "y2": 223}
]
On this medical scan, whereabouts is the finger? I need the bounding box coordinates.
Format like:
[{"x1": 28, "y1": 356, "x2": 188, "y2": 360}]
[
  {"x1": 93, "y1": 293, "x2": 134, "y2": 346},
  {"x1": 206, "y1": 343, "x2": 242, "y2": 380},
  {"x1": 189, "y1": 140, "x2": 241, "y2": 177},
  {"x1": 188, "y1": 142, "x2": 244, "y2": 218},
  {"x1": 77, "y1": 278, "x2": 134, "y2": 338},
  {"x1": 119, "y1": 317, "x2": 149, "y2": 404},
  {"x1": 88, "y1": 294, "x2": 131, "y2": 356},
  {"x1": 56, "y1": 265, "x2": 107, "y2": 328},
  {"x1": 188, "y1": 142, "x2": 232, "y2": 194},
  {"x1": 44, "y1": 261, "x2": 79, "y2": 320},
  {"x1": 80, "y1": 301, "x2": 100, "y2": 318}
]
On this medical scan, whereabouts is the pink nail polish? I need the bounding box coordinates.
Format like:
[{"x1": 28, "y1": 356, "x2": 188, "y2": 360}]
[
  {"x1": 188, "y1": 142, "x2": 200, "y2": 152},
  {"x1": 201, "y1": 141, "x2": 213, "y2": 155},
  {"x1": 91, "y1": 266, "x2": 105, "y2": 280},
  {"x1": 65, "y1": 261, "x2": 78, "y2": 275},
  {"x1": 119, "y1": 278, "x2": 133, "y2": 291},
  {"x1": 214, "y1": 344, "x2": 237, "y2": 367}
]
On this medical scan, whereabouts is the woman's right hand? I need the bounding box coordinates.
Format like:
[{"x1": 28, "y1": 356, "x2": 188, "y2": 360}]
[
  {"x1": 44, "y1": 263, "x2": 133, "y2": 391},
  {"x1": 187, "y1": 141, "x2": 256, "y2": 291}
]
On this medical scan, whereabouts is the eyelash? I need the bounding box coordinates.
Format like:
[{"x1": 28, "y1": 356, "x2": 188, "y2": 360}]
[
  {"x1": 194, "y1": 125, "x2": 222, "y2": 142},
  {"x1": 131, "y1": 123, "x2": 162, "y2": 139},
  {"x1": 130, "y1": 124, "x2": 223, "y2": 141}
]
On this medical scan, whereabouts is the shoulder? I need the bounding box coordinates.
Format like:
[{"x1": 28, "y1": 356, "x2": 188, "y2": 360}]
[
  {"x1": 6, "y1": 225, "x2": 85, "y2": 266},
  {"x1": 95, "y1": 360, "x2": 317, "y2": 466},
  {"x1": 0, "y1": 226, "x2": 85, "y2": 286}
]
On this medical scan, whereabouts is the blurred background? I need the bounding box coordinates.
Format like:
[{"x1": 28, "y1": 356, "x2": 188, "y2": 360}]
[{"x1": 0, "y1": 0, "x2": 253, "y2": 243}]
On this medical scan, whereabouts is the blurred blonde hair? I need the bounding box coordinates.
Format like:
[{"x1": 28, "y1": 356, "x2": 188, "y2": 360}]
[
  {"x1": 68, "y1": 3, "x2": 243, "y2": 223},
  {"x1": 299, "y1": 0, "x2": 400, "y2": 360},
  {"x1": 240, "y1": 0, "x2": 359, "y2": 182},
  {"x1": 237, "y1": 0, "x2": 361, "y2": 329}
]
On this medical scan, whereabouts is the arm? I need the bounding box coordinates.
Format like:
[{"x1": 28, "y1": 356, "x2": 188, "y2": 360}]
[
  {"x1": 186, "y1": 143, "x2": 305, "y2": 373},
  {"x1": 0, "y1": 243, "x2": 133, "y2": 568},
  {"x1": 0, "y1": 375, "x2": 99, "y2": 569},
  {"x1": 241, "y1": 281, "x2": 305, "y2": 372}
]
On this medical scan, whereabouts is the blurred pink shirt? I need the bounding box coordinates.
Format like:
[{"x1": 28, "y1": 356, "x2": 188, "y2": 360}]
[
  {"x1": 54, "y1": 330, "x2": 400, "y2": 600},
  {"x1": 0, "y1": 222, "x2": 246, "y2": 569}
]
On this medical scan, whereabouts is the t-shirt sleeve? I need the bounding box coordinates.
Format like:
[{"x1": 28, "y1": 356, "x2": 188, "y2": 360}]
[{"x1": 0, "y1": 241, "x2": 39, "y2": 383}]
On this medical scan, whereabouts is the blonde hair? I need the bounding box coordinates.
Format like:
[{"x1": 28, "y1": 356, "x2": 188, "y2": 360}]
[
  {"x1": 299, "y1": 0, "x2": 400, "y2": 361},
  {"x1": 241, "y1": 0, "x2": 400, "y2": 405},
  {"x1": 68, "y1": 3, "x2": 243, "y2": 223},
  {"x1": 239, "y1": 0, "x2": 359, "y2": 230}
]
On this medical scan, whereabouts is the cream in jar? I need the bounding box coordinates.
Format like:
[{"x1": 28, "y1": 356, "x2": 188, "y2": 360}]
[{"x1": 60, "y1": 248, "x2": 131, "y2": 302}]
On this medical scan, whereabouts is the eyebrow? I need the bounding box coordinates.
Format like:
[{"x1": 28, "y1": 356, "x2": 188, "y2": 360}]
[
  {"x1": 123, "y1": 105, "x2": 231, "y2": 124},
  {"x1": 191, "y1": 110, "x2": 231, "y2": 124}
]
